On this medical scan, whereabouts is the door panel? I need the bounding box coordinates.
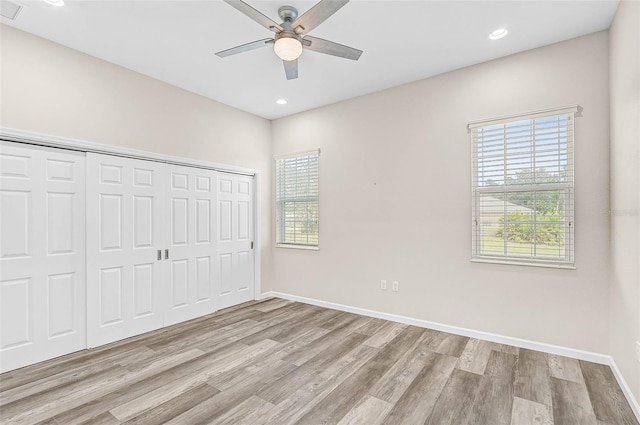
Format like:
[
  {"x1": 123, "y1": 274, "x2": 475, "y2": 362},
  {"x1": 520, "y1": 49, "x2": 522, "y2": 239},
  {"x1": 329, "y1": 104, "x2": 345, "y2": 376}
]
[
  {"x1": 87, "y1": 153, "x2": 164, "y2": 347},
  {"x1": 48, "y1": 272, "x2": 76, "y2": 337},
  {"x1": 196, "y1": 256, "x2": 212, "y2": 301},
  {"x1": 196, "y1": 200, "x2": 211, "y2": 243},
  {"x1": 133, "y1": 196, "x2": 154, "y2": 248},
  {"x1": 99, "y1": 267, "x2": 123, "y2": 325},
  {"x1": 0, "y1": 142, "x2": 86, "y2": 372},
  {"x1": 47, "y1": 193, "x2": 75, "y2": 255},
  {"x1": 163, "y1": 165, "x2": 218, "y2": 325},
  {"x1": 172, "y1": 198, "x2": 189, "y2": 245},
  {"x1": 171, "y1": 259, "x2": 188, "y2": 307},
  {"x1": 0, "y1": 278, "x2": 30, "y2": 350},
  {"x1": 0, "y1": 190, "x2": 29, "y2": 258},
  {"x1": 217, "y1": 173, "x2": 254, "y2": 309},
  {"x1": 133, "y1": 264, "x2": 154, "y2": 317}
]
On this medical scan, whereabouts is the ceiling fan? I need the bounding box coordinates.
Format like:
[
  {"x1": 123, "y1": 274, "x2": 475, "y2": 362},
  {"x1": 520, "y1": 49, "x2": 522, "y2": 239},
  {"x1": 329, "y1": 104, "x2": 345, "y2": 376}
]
[{"x1": 215, "y1": 0, "x2": 363, "y2": 80}]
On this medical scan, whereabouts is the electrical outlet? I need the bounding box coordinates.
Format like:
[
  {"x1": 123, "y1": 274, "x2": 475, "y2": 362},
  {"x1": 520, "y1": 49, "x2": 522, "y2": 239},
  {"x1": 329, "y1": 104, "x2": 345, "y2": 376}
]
[
  {"x1": 380, "y1": 280, "x2": 387, "y2": 290},
  {"x1": 392, "y1": 281, "x2": 399, "y2": 292},
  {"x1": 636, "y1": 341, "x2": 640, "y2": 363}
]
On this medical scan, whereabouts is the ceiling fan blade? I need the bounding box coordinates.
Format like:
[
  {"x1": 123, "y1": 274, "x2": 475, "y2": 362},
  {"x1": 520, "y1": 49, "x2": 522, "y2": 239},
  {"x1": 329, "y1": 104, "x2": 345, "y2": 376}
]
[
  {"x1": 224, "y1": 0, "x2": 283, "y2": 33},
  {"x1": 302, "y1": 36, "x2": 362, "y2": 61},
  {"x1": 283, "y1": 59, "x2": 298, "y2": 80},
  {"x1": 292, "y1": 0, "x2": 349, "y2": 35},
  {"x1": 215, "y1": 38, "x2": 274, "y2": 58}
]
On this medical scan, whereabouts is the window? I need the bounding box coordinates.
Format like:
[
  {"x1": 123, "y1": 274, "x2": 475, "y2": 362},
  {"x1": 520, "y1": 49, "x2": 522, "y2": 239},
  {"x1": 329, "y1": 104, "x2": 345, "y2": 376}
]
[
  {"x1": 275, "y1": 150, "x2": 319, "y2": 248},
  {"x1": 469, "y1": 106, "x2": 577, "y2": 267}
]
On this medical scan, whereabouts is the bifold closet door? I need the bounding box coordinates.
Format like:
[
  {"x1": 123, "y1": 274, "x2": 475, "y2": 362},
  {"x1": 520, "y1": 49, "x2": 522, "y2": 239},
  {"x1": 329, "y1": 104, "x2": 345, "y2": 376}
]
[
  {"x1": 217, "y1": 173, "x2": 255, "y2": 309},
  {"x1": 86, "y1": 153, "x2": 164, "y2": 347},
  {"x1": 164, "y1": 165, "x2": 218, "y2": 326},
  {"x1": 0, "y1": 142, "x2": 86, "y2": 372}
]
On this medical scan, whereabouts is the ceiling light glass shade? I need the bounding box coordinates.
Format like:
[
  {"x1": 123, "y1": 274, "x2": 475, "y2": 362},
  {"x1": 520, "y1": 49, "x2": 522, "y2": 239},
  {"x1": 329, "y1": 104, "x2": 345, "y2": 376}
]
[
  {"x1": 489, "y1": 28, "x2": 508, "y2": 40},
  {"x1": 274, "y1": 37, "x2": 302, "y2": 61},
  {"x1": 42, "y1": 0, "x2": 64, "y2": 6}
]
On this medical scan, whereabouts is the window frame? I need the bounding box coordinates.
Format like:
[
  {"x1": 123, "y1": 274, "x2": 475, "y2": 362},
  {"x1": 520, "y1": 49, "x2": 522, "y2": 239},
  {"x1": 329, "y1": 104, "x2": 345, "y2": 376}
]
[
  {"x1": 274, "y1": 149, "x2": 320, "y2": 250},
  {"x1": 468, "y1": 105, "x2": 579, "y2": 269}
]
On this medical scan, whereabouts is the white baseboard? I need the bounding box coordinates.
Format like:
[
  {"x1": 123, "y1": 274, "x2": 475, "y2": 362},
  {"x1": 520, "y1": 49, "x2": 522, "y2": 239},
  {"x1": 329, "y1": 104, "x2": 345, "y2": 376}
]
[
  {"x1": 261, "y1": 291, "x2": 609, "y2": 363},
  {"x1": 610, "y1": 357, "x2": 640, "y2": 421},
  {"x1": 260, "y1": 290, "x2": 640, "y2": 422}
]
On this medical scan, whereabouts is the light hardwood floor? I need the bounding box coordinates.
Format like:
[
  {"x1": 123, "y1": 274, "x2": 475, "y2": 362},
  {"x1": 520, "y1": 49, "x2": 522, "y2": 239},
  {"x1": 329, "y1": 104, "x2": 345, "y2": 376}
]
[{"x1": 0, "y1": 298, "x2": 638, "y2": 425}]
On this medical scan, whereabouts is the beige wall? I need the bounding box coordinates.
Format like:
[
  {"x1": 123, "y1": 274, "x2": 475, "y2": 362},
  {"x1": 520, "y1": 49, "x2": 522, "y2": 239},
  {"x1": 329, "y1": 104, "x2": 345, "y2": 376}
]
[
  {"x1": 610, "y1": 0, "x2": 640, "y2": 401},
  {"x1": 272, "y1": 31, "x2": 611, "y2": 354},
  {"x1": 0, "y1": 25, "x2": 274, "y2": 291}
]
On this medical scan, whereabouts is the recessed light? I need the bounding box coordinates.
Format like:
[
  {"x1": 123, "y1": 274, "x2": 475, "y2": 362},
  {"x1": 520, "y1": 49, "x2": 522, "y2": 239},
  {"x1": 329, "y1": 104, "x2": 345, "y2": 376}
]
[
  {"x1": 42, "y1": 0, "x2": 64, "y2": 6},
  {"x1": 276, "y1": 99, "x2": 287, "y2": 105},
  {"x1": 489, "y1": 28, "x2": 508, "y2": 40}
]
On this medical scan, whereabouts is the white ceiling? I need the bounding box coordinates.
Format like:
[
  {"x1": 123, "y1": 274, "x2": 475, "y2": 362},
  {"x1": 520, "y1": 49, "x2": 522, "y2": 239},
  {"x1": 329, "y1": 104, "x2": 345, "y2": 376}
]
[{"x1": 1, "y1": 0, "x2": 618, "y2": 119}]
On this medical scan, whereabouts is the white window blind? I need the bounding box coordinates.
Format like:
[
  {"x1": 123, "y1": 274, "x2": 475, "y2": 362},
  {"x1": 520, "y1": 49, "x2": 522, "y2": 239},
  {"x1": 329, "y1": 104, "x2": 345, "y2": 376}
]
[
  {"x1": 275, "y1": 150, "x2": 319, "y2": 248},
  {"x1": 469, "y1": 106, "x2": 577, "y2": 267}
]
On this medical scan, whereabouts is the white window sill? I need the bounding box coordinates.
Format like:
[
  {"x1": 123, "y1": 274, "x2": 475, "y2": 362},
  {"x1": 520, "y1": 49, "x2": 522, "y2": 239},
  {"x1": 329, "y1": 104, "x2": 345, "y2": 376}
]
[
  {"x1": 276, "y1": 243, "x2": 319, "y2": 251},
  {"x1": 471, "y1": 257, "x2": 576, "y2": 270}
]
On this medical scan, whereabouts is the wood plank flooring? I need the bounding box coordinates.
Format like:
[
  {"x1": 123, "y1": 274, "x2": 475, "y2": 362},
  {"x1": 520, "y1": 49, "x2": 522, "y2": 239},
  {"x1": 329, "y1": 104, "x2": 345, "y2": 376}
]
[{"x1": 0, "y1": 298, "x2": 637, "y2": 425}]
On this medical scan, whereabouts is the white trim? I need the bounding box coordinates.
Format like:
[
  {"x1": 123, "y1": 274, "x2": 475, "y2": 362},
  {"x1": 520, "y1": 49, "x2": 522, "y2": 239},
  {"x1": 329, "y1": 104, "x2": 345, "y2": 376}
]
[
  {"x1": 259, "y1": 291, "x2": 640, "y2": 423},
  {"x1": 253, "y1": 172, "x2": 262, "y2": 300},
  {"x1": 0, "y1": 127, "x2": 257, "y2": 176},
  {"x1": 275, "y1": 243, "x2": 320, "y2": 251},
  {"x1": 470, "y1": 258, "x2": 576, "y2": 269},
  {"x1": 467, "y1": 104, "x2": 582, "y2": 131},
  {"x1": 274, "y1": 148, "x2": 321, "y2": 160},
  {"x1": 610, "y1": 357, "x2": 640, "y2": 421}
]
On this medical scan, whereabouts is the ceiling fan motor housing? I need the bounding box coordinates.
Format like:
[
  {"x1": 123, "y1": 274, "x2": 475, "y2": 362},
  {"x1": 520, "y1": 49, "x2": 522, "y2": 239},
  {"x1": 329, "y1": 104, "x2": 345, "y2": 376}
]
[{"x1": 278, "y1": 5, "x2": 298, "y2": 22}]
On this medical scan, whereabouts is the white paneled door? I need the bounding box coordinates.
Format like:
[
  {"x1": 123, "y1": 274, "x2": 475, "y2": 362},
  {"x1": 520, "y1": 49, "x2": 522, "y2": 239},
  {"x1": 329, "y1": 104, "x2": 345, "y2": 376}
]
[
  {"x1": 1, "y1": 142, "x2": 257, "y2": 365},
  {"x1": 164, "y1": 165, "x2": 218, "y2": 326},
  {"x1": 0, "y1": 142, "x2": 86, "y2": 372},
  {"x1": 86, "y1": 153, "x2": 165, "y2": 347},
  {"x1": 217, "y1": 173, "x2": 255, "y2": 309},
  {"x1": 87, "y1": 156, "x2": 228, "y2": 345}
]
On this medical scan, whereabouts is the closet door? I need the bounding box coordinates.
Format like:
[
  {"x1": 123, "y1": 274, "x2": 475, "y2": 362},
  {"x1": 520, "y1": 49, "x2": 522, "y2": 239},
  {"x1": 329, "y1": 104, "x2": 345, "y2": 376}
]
[
  {"x1": 164, "y1": 165, "x2": 218, "y2": 325},
  {"x1": 86, "y1": 153, "x2": 164, "y2": 347},
  {"x1": 0, "y1": 142, "x2": 86, "y2": 372},
  {"x1": 217, "y1": 173, "x2": 255, "y2": 309}
]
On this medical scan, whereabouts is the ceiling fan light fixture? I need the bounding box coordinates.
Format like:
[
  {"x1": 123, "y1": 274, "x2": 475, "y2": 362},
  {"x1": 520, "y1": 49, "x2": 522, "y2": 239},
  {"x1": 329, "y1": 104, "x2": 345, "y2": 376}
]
[
  {"x1": 489, "y1": 28, "x2": 508, "y2": 40},
  {"x1": 274, "y1": 37, "x2": 303, "y2": 61},
  {"x1": 216, "y1": 0, "x2": 362, "y2": 80}
]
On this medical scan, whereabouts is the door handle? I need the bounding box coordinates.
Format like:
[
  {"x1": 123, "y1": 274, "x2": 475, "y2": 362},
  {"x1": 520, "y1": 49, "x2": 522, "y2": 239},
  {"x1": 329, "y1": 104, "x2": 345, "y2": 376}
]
[
  {"x1": 157, "y1": 250, "x2": 162, "y2": 261},
  {"x1": 165, "y1": 249, "x2": 169, "y2": 260}
]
